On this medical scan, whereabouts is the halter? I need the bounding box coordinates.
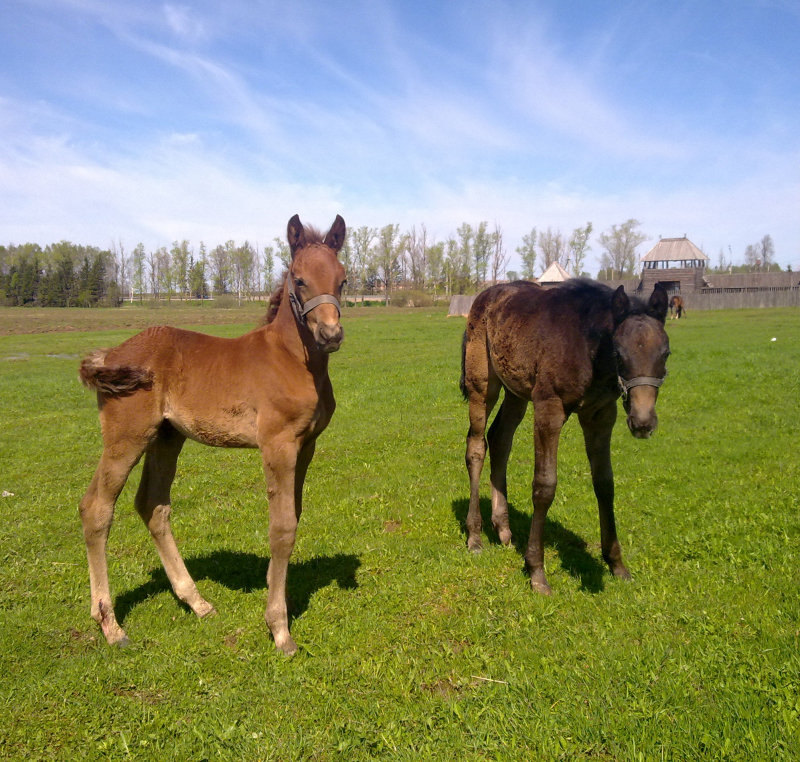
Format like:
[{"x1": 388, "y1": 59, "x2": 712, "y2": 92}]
[
  {"x1": 286, "y1": 273, "x2": 341, "y2": 325},
  {"x1": 612, "y1": 344, "x2": 667, "y2": 401},
  {"x1": 617, "y1": 372, "x2": 666, "y2": 401}
]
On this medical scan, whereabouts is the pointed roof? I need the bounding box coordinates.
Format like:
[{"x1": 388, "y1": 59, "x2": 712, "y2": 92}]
[
  {"x1": 539, "y1": 261, "x2": 572, "y2": 283},
  {"x1": 641, "y1": 236, "x2": 708, "y2": 263}
]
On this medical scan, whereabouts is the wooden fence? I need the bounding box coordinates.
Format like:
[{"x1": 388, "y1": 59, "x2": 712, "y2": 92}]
[
  {"x1": 448, "y1": 286, "x2": 800, "y2": 316},
  {"x1": 679, "y1": 288, "x2": 799, "y2": 310}
]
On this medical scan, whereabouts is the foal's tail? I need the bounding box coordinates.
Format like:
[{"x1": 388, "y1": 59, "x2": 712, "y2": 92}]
[
  {"x1": 459, "y1": 330, "x2": 469, "y2": 400},
  {"x1": 79, "y1": 350, "x2": 154, "y2": 395}
]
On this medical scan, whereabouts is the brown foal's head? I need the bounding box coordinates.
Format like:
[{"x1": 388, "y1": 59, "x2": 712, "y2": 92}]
[
  {"x1": 611, "y1": 285, "x2": 670, "y2": 439},
  {"x1": 286, "y1": 214, "x2": 347, "y2": 353}
]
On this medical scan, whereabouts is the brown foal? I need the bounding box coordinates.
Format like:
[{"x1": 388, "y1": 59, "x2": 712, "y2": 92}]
[
  {"x1": 461, "y1": 280, "x2": 670, "y2": 593},
  {"x1": 78, "y1": 214, "x2": 347, "y2": 654}
]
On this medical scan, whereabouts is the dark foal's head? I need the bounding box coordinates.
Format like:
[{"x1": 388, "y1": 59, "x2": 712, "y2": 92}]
[
  {"x1": 611, "y1": 285, "x2": 670, "y2": 439},
  {"x1": 286, "y1": 214, "x2": 347, "y2": 353}
]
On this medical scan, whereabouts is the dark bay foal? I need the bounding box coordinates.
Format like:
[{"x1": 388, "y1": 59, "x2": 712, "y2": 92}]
[{"x1": 461, "y1": 280, "x2": 670, "y2": 593}]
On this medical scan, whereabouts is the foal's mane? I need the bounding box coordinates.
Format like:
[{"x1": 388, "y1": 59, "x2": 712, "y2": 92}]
[
  {"x1": 263, "y1": 273, "x2": 287, "y2": 325},
  {"x1": 554, "y1": 278, "x2": 650, "y2": 316},
  {"x1": 546, "y1": 279, "x2": 652, "y2": 345},
  {"x1": 261, "y1": 225, "x2": 327, "y2": 325}
]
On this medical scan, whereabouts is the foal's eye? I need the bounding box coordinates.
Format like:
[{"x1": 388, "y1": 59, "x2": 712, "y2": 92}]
[{"x1": 295, "y1": 278, "x2": 306, "y2": 289}]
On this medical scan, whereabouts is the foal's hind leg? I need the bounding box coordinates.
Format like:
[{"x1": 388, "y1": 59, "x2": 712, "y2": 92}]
[
  {"x1": 79, "y1": 448, "x2": 143, "y2": 645},
  {"x1": 487, "y1": 392, "x2": 528, "y2": 545},
  {"x1": 465, "y1": 378, "x2": 501, "y2": 552},
  {"x1": 134, "y1": 425, "x2": 216, "y2": 619},
  {"x1": 579, "y1": 403, "x2": 631, "y2": 580}
]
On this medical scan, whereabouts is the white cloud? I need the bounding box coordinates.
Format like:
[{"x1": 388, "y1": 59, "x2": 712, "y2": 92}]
[{"x1": 163, "y1": 4, "x2": 206, "y2": 41}]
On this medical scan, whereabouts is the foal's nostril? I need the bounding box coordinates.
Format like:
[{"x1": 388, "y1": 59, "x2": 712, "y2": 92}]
[
  {"x1": 627, "y1": 414, "x2": 657, "y2": 439},
  {"x1": 317, "y1": 322, "x2": 343, "y2": 350}
]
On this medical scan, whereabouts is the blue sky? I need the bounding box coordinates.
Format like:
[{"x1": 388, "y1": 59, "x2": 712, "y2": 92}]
[{"x1": 1, "y1": 0, "x2": 798, "y2": 274}]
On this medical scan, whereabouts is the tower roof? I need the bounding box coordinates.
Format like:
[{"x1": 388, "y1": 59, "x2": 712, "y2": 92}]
[{"x1": 641, "y1": 236, "x2": 708, "y2": 262}]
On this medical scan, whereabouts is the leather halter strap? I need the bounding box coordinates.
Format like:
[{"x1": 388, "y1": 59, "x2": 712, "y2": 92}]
[
  {"x1": 287, "y1": 274, "x2": 341, "y2": 324},
  {"x1": 617, "y1": 374, "x2": 666, "y2": 401}
]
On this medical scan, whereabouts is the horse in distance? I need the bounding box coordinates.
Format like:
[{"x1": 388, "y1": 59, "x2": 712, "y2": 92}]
[
  {"x1": 461, "y1": 280, "x2": 670, "y2": 594},
  {"x1": 669, "y1": 294, "x2": 685, "y2": 319},
  {"x1": 78, "y1": 214, "x2": 347, "y2": 655}
]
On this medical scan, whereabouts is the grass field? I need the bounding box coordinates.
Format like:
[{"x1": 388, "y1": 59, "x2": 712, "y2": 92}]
[{"x1": 1, "y1": 304, "x2": 798, "y2": 760}]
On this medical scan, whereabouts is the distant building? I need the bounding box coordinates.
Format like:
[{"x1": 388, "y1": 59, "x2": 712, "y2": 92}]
[
  {"x1": 539, "y1": 261, "x2": 572, "y2": 288},
  {"x1": 640, "y1": 236, "x2": 709, "y2": 294}
]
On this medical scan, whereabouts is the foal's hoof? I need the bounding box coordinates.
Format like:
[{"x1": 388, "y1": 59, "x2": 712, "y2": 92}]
[
  {"x1": 191, "y1": 598, "x2": 216, "y2": 619},
  {"x1": 612, "y1": 566, "x2": 632, "y2": 581},
  {"x1": 276, "y1": 636, "x2": 299, "y2": 657},
  {"x1": 467, "y1": 536, "x2": 483, "y2": 554},
  {"x1": 498, "y1": 528, "x2": 513, "y2": 546},
  {"x1": 101, "y1": 622, "x2": 130, "y2": 647},
  {"x1": 529, "y1": 571, "x2": 552, "y2": 596}
]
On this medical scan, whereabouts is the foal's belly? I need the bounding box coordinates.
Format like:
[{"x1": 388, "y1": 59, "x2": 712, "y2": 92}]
[{"x1": 165, "y1": 401, "x2": 259, "y2": 448}]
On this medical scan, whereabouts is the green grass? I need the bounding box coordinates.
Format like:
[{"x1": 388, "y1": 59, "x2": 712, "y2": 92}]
[{"x1": 1, "y1": 306, "x2": 798, "y2": 760}]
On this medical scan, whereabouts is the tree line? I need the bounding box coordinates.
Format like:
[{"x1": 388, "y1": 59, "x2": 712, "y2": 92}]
[{"x1": 0, "y1": 221, "x2": 785, "y2": 307}]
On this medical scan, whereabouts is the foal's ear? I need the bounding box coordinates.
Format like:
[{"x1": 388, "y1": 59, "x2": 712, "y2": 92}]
[
  {"x1": 648, "y1": 283, "x2": 669, "y2": 324},
  {"x1": 611, "y1": 285, "x2": 630, "y2": 324},
  {"x1": 287, "y1": 214, "x2": 307, "y2": 257},
  {"x1": 323, "y1": 214, "x2": 346, "y2": 253}
]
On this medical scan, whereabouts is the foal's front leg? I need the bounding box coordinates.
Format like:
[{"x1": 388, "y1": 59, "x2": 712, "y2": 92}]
[
  {"x1": 579, "y1": 403, "x2": 631, "y2": 580},
  {"x1": 261, "y1": 441, "x2": 301, "y2": 655}
]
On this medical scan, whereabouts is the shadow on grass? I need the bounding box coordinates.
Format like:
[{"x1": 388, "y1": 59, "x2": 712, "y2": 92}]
[
  {"x1": 452, "y1": 497, "x2": 606, "y2": 593},
  {"x1": 115, "y1": 550, "x2": 360, "y2": 627}
]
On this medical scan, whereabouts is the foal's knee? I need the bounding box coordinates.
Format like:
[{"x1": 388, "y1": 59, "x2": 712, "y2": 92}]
[{"x1": 532, "y1": 477, "x2": 557, "y2": 508}]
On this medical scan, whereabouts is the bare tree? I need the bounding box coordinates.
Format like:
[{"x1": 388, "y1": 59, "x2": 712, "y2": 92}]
[
  {"x1": 715, "y1": 247, "x2": 728, "y2": 273},
  {"x1": 152, "y1": 246, "x2": 171, "y2": 300},
  {"x1": 568, "y1": 222, "x2": 593, "y2": 276},
  {"x1": 516, "y1": 228, "x2": 537, "y2": 279},
  {"x1": 443, "y1": 237, "x2": 464, "y2": 296},
  {"x1": 210, "y1": 243, "x2": 231, "y2": 295},
  {"x1": 454, "y1": 223, "x2": 473, "y2": 290},
  {"x1": 262, "y1": 244, "x2": 276, "y2": 294},
  {"x1": 232, "y1": 241, "x2": 256, "y2": 305},
  {"x1": 111, "y1": 239, "x2": 128, "y2": 302},
  {"x1": 598, "y1": 219, "x2": 647, "y2": 278},
  {"x1": 170, "y1": 240, "x2": 191, "y2": 299},
  {"x1": 373, "y1": 224, "x2": 401, "y2": 303},
  {"x1": 758, "y1": 234, "x2": 775, "y2": 270},
  {"x1": 473, "y1": 222, "x2": 491, "y2": 288},
  {"x1": 146, "y1": 247, "x2": 159, "y2": 299},
  {"x1": 273, "y1": 237, "x2": 291, "y2": 269},
  {"x1": 350, "y1": 225, "x2": 376, "y2": 302},
  {"x1": 403, "y1": 224, "x2": 429, "y2": 290},
  {"x1": 538, "y1": 227, "x2": 568, "y2": 270},
  {"x1": 426, "y1": 240, "x2": 445, "y2": 294},
  {"x1": 131, "y1": 243, "x2": 146, "y2": 302},
  {"x1": 489, "y1": 224, "x2": 509, "y2": 284}
]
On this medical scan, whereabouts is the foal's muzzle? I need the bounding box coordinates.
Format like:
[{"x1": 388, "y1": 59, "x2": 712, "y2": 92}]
[
  {"x1": 315, "y1": 320, "x2": 344, "y2": 353},
  {"x1": 622, "y1": 382, "x2": 661, "y2": 439}
]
